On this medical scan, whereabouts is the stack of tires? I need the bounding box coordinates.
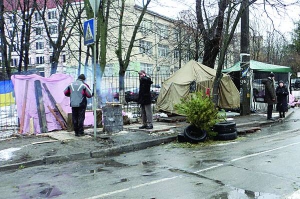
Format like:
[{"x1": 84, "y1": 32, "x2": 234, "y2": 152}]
[{"x1": 213, "y1": 121, "x2": 237, "y2": 141}]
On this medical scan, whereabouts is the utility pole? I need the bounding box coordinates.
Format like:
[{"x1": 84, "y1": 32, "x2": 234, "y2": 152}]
[{"x1": 240, "y1": 0, "x2": 251, "y2": 116}]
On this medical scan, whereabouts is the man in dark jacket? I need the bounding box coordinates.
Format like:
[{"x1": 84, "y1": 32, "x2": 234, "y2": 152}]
[
  {"x1": 64, "y1": 74, "x2": 93, "y2": 136},
  {"x1": 276, "y1": 80, "x2": 289, "y2": 118},
  {"x1": 137, "y1": 70, "x2": 153, "y2": 129},
  {"x1": 262, "y1": 72, "x2": 276, "y2": 120}
]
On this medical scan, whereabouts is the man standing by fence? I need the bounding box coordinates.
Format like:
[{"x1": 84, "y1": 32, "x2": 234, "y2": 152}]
[
  {"x1": 64, "y1": 74, "x2": 93, "y2": 136},
  {"x1": 138, "y1": 70, "x2": 153, "y2": 129},
  {"x1": 262, "y1": 72, "x2": 276, "y2": 121}
]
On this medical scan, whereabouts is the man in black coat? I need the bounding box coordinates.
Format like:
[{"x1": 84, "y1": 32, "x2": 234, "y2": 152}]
[
  {"x1": 276, "y1": 80, "x2": 289, "y2": 118},
  {"x1": 137, "y1": 70, "x2": 153, "y2": 129},
  {"x1": 262, "y1": 72, "x2": 276, "y2": 120}
]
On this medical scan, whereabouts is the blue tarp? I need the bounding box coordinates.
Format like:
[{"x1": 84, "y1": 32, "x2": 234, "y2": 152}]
[{"x1": 0, "y1": 80, "x2": 14, "y2": 94}]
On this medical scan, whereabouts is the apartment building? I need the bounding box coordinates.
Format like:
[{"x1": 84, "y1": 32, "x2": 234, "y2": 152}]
[{"x1": 1, "y1": 0, "x2": 195, "y2": 79}]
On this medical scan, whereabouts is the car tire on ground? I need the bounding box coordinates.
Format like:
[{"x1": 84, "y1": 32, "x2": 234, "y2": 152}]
[
  {"x1": 215, "y1": 131, "x2": 238, "y2": 141},
  {"x1": 213, "y1": 121, "x2": 236, "y2": 134},
  {"x1": 183, "y1": 125, "x2": 207, "y2": 143},
  {"x1": 177, "y1": 133, "x2": 186, "y2": 143}
]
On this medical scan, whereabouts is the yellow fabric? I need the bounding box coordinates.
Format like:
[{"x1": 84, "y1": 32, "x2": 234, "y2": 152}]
[
  {"x1": 0, "y1": 92, "x2": 15, "y2": 107},
  {"x1": 156, "y1": 60, "x2": 240, "y2": 114}
]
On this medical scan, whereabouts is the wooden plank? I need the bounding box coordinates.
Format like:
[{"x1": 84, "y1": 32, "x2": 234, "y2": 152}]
[
  {"x1": 29, "y1": 117, "x2": 34, "y2": 135},
  {"x1": 31, "y1": 140, "x2": 58, "y2": 145},
  {"x1": 34, "y1": 80, "x2": 48, "y2": 133},
  {"x1": 19, "y1": 80, "x2": 29, "y2": 133},
  {"x1": 56, "y1": 103, "x2": 68, "y2": 123},
  {"x1": 67, "y1": 112, "x2": 74, "y2": 132},
  {"x1": 47, "y1": 105, "x2": 66, "y2": 130},
  {"x1": 42, "y1": 83, "x2": 67, "y2": 124}
]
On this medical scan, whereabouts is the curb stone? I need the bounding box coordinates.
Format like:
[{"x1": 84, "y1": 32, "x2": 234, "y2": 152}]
[
  {"x1": 91, "y1": 136, "x2": 177, "y2": 158},
  {"x1": 0, "y1": 136, "x2": 177, "y2": 171}
]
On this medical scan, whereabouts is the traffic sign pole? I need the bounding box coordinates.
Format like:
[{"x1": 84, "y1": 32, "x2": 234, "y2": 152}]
[{"x1": 92, "y1": 0, "x2": 98, "y2": 139}]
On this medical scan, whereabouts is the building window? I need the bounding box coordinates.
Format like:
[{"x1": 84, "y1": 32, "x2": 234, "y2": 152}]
[
  {"x1": 159, "y1": 65, "x2": 170, "y2": 75},
  {"x1": 139, "y1": 19, "x2": 152, "y2": 35},
  {"x1": 35, "y1": 13, "x2": 42, "y2": 21},
  {"x1": 8, "y1": 15, "x2": 15, "y2": 24},
  {"x1": 184, "y1": 51, "x2": 193, "y2": 61},
  {"x1": 49, "y1": 41, "x2": 56, "y2": 50},
  {"x1": 174, "y1": 49, "x2": 180, "y2": 59},
  {"x1": 11, "y1": 58, "x2": 18, "y2": 66},
  {"x1": 140, "y1": 63, "x2": 153, "y2": 76},
  {"x1": 36, "y1": 42, "x2": 44, "y2": 50},
  {"x1": 62, "y1": 55, "x2": 66, "y2": 63},
  {"x1": 173, "y1": 29, "x2": 180, "y2": 42},
  {"x1": 36, "y1": 27, "x2": 43, "y2": 35},
  {"x1": 49, "y1": 25, "x2": 58, "y2": 34},
  {"x1": 104, "y1": 64, "x2": 114, "y2": 77},
  {"x1": 157, "y1": 23, "x2": 169, "y2": 39},
  {"x1": 158, "y1": 44, "x2": 169, "y2": 57},
  {"x1": 36, "y1": 56, "x2": 44, "y2": 64},
  {"x1": 12, "y1": 43, "x2": 18, "y2": 52},
  {"x1": 48, "y1": 10, "x2": 57, "y2": 19},
  {"x1": 139, "y1": 40, "x2": 152, "y2": 56}
]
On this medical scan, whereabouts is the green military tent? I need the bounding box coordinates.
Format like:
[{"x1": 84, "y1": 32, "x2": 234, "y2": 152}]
[{"x1": 156, "y1": 60, "x2": 240, "y2": 114}]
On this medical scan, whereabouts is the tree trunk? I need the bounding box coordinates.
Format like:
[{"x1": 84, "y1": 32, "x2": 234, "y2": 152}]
[{"x1": 202, "y1": 39, "x2": 220, "y2": 68}]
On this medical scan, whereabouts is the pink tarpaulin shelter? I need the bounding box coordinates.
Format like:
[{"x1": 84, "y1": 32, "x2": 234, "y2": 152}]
[{"x1": 11, "y1": 73, "x2": 94, "y2": 134}]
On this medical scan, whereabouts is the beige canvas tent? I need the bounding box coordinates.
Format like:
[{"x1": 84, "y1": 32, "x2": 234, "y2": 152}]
[{"x1": 156, "y1": 60, "x2": 240, "y2": 114}]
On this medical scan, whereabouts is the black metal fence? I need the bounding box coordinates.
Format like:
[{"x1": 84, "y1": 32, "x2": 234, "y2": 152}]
[{"x1": 94, "y1": 72, "x2": 171, "y2": 115}]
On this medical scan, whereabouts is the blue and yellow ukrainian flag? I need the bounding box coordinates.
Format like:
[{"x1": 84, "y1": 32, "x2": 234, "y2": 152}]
[{"x1": 0, "y1": 80, "x2": 15, "y2": 107}]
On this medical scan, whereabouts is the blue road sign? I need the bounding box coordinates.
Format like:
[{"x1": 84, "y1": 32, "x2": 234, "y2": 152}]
[{"x1": 84, "y1": 19, "x2": 95, "y2": 46}]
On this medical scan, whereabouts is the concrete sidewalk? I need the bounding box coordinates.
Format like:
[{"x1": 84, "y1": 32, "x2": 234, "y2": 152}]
[{"x1": 0, "y1": 110, "x2": 293, "y2": 171}]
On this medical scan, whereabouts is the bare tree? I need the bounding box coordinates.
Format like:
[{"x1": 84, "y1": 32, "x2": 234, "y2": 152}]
[
  {"x1": 35, "y1": 0, "x2": 84, "y2": 75},
  {"x1": 0, "y1": 0, "x2": 21, "y2": 78},
  {"x1": 195, "y1": 0, "x2": 298, "y2": 105},
  {"x1": 114, "y1": 0, "x2": 151, "y2": 103},
  {"x1": 174, "y1": 10, "x2": 203, "y2": 65},
  {"x1": 18, "y1": 0, "x2": 36, "y2": 72}
]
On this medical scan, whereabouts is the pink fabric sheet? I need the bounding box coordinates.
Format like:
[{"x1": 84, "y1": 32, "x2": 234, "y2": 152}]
[{"x1": 11, "y1": 73, "x2": 94, "y2": 134}]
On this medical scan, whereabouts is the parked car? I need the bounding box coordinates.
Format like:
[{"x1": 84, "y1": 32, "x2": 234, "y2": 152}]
[
  {"x1": 125, "y1": 86, "x2": 160, "y2": 103},
  {"x1": 151, "y1": 84, "x2": 161, "y2": 93},
  {"x1": 294, "y1": 79, "x2": 300, "y2": 89},
  {"x1": 291, "y1": 79, "x2": 296, "y2": 88}
]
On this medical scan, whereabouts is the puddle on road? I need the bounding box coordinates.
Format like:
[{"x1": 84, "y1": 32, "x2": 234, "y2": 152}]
[
  {"x1": 39, "y1": 186, "x2": 63, "y2": 198},
  {"x1": 17, "y1": 183, "x2": 63, "y2": 198},
  {"x1": 0, "y1": 147, "x2": 21, "y2": 161},
  {"x1": 95, "y1": 159, "x2": 129, "y2": 167},
  {"x1": 210, "y1": 187, "x2": 280, "y2": 199},
  {"x1": 141, "y1": 160, "x2": 157, "y2": 166},
  {"x1": 90, "y1": 168, "x2": 107, "y2": 173}
]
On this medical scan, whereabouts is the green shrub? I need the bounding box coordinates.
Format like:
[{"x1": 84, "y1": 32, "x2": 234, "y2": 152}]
[{"x1": 175, "y1": 92, "x2": 220, "y2": 133}]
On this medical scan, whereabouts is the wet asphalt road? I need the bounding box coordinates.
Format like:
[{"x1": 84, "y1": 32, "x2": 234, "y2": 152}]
[{"x1": 1, "y1": 109, "x2": 300, "y2": 199}]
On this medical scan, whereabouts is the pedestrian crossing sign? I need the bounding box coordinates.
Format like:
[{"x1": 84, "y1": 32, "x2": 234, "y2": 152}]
[{"x1": 84, "y1": 19, "x2": 95, "y2": 46}]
